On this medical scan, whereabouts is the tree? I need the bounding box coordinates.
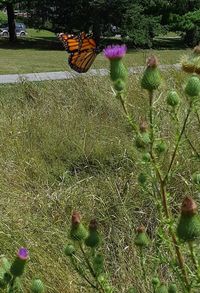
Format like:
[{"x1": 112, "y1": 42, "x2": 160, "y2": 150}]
[
  {"x1": 0, "y1": 0, "x2": 16, "y2": 42},
  {"x1": 170, "y1": 9, "x2": 200, "y2": 46}
]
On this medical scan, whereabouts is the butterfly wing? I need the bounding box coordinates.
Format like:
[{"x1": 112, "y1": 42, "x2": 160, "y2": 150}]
[
  {"x1": 59, "y1": 32, "x2": 99, "y2": 73},
  {"x1": 69, "y1": 49, "x2": 98, "y2": 73}
]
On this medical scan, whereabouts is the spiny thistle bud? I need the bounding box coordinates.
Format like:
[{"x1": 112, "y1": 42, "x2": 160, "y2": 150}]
[
  {"x1": 113, "y1": 79, "x2": 126, "y2": 92},
  {"x1": 166, "y1": 91, "x2": 180, "y2": 107},
  {"x1": 10, "y1": 248, "x2": 29, "y2": 277},
  {"x1": 192, "y1": 172, "x2": 200, "y2": 184},
  {"x1": 70, "y1": 211, "x2": 88, "y2": 241},
  {"x1": 0, "y1": 258, "x2": 11, "y2": 286},
  {"x1": 168, "y1": 283, "x2": 177, "y2": 293},
  {"x1": 155, "y1": 140, "x2": 167, "y2": 154},
  {"x1": 185, "y1": 75, "x2": 200, "y2": 98},
  {"x1": 141, "y1": 55, "x2": 161, "y2": 91},
  {"x1": 135, "y1": 133, "x2": 150, "y2": 149},
  {"x1": 1, "y1": 257, "x2": 11, "y2": 272},
  {"x1": 141, "y1": 152, "x2": 151, "y2": 162},
  {"x1": 155, "y1": 283, "x2": 168, "y2": 293},
  {"x1": 0, "y1": 268, "x2": 7, "y2": 289},
  {"x1": 7, "y1": 278, "x2": 22, "y2": 293},
  {"x1": 181, "y1": 46, "x2": 200, "y2": 74},
  {"x1": 152, "y1": 277, "x2": 160, "y2": 288},
  {"x1": 177, "y1": 197, "x2": 200, "y2": 242},
  {"x1": 31, "y1": 279, "x2": 45, "y2": 293},
  {"x1": 64, "y1": 244, "x2": 75, "y2": 256},
  {"x1": 85, "y1": 219, "x2": 101, "y2": 248},
  {"x1": 93, "y1": 254, "x2": 104, "y2": 276},
  {"x1": 134, "y1": 226, "x2": 149, "y2": 247},
  {"x1": 138, "y1": 173, "x2": 147, "y2": 185},
  {"x1": 103, "y1": 45, "x2": 128, "y2": 82}
]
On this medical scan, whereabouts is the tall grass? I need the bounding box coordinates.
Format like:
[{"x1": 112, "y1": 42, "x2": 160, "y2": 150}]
[{"x1": 0, "y1": 70, "x2": 200, "y2": 292}]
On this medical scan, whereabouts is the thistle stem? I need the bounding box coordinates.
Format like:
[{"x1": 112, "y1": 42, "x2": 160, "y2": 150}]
[
  {"x1": 159, "y1": 180, "x2": 190, "y2": 289},
  {"x1": 70, "y1": 256, "x2": 97, "y2": 289},
  {"x1": 164, "y1": 104, "x2": 192, "y2": 182},
  {"x1": 147, "y1": 89, "x2": 190, "y2": 290},
  {"x1": 117, "y1": 92, "x2": 137, "y2": 131},
  {"x1": 149, "y1": 90, "x2": 154, "y2": 153},
  {"x1": 79, "y1": 243, "x2": 96, "y2": 278},
  {"x1": 139, "y1": 248, "x2": 148, "y2": 290}
]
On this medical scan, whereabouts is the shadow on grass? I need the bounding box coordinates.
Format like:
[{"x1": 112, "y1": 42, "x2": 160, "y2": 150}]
[
  {"x1": 0, "y1": 35, "x2": 188, "y2": 51},
  {"x1": 0, "y1": 36, "x2": 62, "y2": 50}
]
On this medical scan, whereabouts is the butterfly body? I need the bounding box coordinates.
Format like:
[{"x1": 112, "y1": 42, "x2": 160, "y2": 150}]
[{"x1": 58, "y1": 32, "x2": 100, "y2": 73}]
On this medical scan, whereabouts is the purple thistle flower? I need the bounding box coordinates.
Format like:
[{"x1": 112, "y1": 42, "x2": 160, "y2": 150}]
[
  {"x1": 17, "y1": 247, "x2": 29, "y2": 260},
  {"x1": 103, "y1": 44, "x2": 127, "y2": 60}
]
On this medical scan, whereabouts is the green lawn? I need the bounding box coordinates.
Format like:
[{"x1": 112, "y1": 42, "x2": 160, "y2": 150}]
[{"x1": 0, "y1": 29, "x2": 190, "y2": 74}]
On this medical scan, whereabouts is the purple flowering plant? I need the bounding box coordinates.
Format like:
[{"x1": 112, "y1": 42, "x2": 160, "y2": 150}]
[
  {"x1": 64, "y1": 45, "x2": 200, "y2": 293},
  {"x1": 103, "y1": 44, "x2": 127, "y2": 59}
]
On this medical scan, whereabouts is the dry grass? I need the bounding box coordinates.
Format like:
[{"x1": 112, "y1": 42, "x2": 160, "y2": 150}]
[{"x1": 0, "y1": 69, "x2": 200, "y2": 292}]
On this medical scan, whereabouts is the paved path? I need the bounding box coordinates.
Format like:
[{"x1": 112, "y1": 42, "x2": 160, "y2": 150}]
[{"x1": 0, "y1": 64, "x2": 181, "y2": 84}]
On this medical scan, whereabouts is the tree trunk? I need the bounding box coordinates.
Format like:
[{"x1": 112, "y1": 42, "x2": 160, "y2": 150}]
[{"x1": 6, "y1": 2, "x2": 17, "y2": 42}]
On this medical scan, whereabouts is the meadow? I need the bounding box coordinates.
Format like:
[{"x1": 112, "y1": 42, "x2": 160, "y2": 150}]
[
  {"x1": 1, "y1": 63, "x2": 200, "y2": 292},
  {"x1": 1, "y1": 29, "x2": 200, "y2": 292}
]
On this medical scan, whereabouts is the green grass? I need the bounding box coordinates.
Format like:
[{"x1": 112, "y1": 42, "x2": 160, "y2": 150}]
[
  {"x1": 1, "y1": 68, "x2": 200, "y2": 291},
  {"x1": 0, "y1": 28, "x2": 190, "y2": 74}
]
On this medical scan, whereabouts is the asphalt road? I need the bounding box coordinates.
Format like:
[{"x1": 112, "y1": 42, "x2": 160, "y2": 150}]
[{"x1": 0, "y1": 64, "x2": 181, "y2": 84}]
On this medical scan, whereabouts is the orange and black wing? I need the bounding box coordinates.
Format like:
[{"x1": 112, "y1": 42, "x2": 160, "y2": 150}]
[
  {"x1": 59, "y1": 32, "x2": 99, "y2": 73},
  {"x1": 69, "y1": 49, "x2": 98, "y2": 73},
  {"x1": 58, "y1": 32, "x2": 88, "y2": 53}
]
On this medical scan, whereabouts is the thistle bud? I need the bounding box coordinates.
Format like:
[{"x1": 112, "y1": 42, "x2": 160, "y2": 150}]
[
  {"x1": 141, "y1": 152, "x2": 151, "y2": 162},
  {"x1": 185, "y1": 76, "x2": 200, "y2": 98},
  {"x1": 0, "y1": 268, "x2": 7, "y2": 289},
  {"x1": 155, "y1": 140, "x2": 167, "y2": 154},
  {"x1": 85, "y1": 219, "x2": 101, "y2": 248},
  {"x1": 152, "y1": 277, "x2": 160, "y2": 288},
  {"x1": 113, "y1": 79, "x2": 126, "y2": 92},
  {"x1": 8, "y1": 278, "x2": 23, "y2": 293},
  {"x1": 31, "y1": 279, "x2": 45, "y2": 293},
  {"x1": 192, "y1": 172, "x2": 200, "y2": 184},
  {"x1": 10, "y1": 248, "x2": 29, "y2": 277},
  {"x1": 70, "y1": 211, "x2": 88, "y2": 241},
  {"x1": 103, "y1": 45, "x2": 128, "y2": 82},
  {"x1": 135, "y1": 133, "x2": 150, "y2": 149},
  {"x1": 181, "y1": 46, "x2": 200, "y2": 74},
  {"x1": 1, "y1": 257, "x2": 11, "y2": 272},
  {"x1": 93, "y1": 254, "x2": 104, "y2": 276},
  {"x1": 141, "y1": 56, "x2": 161, "y2": 91},
  {"x1": 168, "y1": 283, "x2": 177, "y2": 293},
  {"x1": 64, "y1": 244, "x2": 75, "y2": 256},
  {"x1": 155, "y1": 283, "x2": 168, "y2": 293},
  {"x1": 177, "y1": 197, "x2": 200, "y2": 242},
  {"x1": 138, "y1": 173, "x2": 147, "y2": 185},
  {"x1": 134, "y1": 226, "x2": 149, "y2": 247},
  {"x1": 166, "y1": 91, "x2": 180, "y2": 107}
]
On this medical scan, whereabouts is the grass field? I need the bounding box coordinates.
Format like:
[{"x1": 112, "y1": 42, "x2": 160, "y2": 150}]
[
  {"x1": 0, "y1": 28, "x2": 190, "y2": 74},
  {"x1": 1, "y1": 63, "x2": 200, "y2": 291}
]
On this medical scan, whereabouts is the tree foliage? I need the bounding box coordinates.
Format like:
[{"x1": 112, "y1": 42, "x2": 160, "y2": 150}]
[
  {"x1": 1, "y1": 0, "x2": 200, "y2": 46},
  {"x1": 170, "y1": 9, "x2": 200, "y2": 46}
]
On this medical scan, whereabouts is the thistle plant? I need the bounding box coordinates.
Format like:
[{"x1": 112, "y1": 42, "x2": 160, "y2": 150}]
[
  {"x1": 0, "y1": 248, "x2": 45, "y2": 292},
  {"x1": 102, "y1": 44, "x2": 200, "y2": 292},
  {"x1": 64, "y1": 211, "x2": 114, "y2": 293}
]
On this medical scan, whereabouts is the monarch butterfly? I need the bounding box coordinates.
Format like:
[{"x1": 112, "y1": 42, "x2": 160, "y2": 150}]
[{"x1": 58, "y1": 32, "x2": 100, "y2": 73}]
